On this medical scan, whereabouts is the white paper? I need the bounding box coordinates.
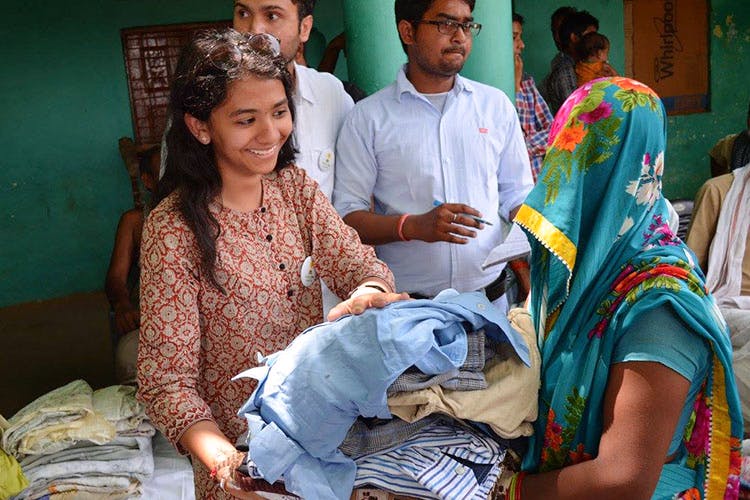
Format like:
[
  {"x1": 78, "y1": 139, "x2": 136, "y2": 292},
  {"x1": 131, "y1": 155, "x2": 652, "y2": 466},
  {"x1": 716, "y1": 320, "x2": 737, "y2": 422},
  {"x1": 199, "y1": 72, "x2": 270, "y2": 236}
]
[{"x1": 482, "y1": 223, "x2": 530, "y2": 269}]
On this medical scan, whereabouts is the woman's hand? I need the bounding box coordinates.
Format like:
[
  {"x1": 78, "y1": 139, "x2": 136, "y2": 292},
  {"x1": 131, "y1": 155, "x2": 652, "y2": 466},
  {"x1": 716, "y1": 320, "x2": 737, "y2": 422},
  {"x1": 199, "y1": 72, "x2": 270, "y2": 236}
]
[
  {"x1": 223, "y1": 480, "x2": 268, "y2": 499},
  {"x1": 327, "y1": 290, "x2": 410, "y2": 322}
]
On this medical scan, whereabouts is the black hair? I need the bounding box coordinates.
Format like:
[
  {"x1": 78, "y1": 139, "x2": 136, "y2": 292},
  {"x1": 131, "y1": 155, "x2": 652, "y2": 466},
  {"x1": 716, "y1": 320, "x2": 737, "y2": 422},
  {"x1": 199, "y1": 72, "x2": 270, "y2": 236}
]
[
  {"x1": 512, "y1": 13, "x2": 524, "y2": 25},
  {"x1": 138, "y1": 145, "x2": 161, "y2": 177},
  {"x1": 577, "y1": 31, "x2": 609, "y2": 61},
  {"x1": 292, "y1": 0, "x2": 316, "y2": 19},
  {"x1": 394, "y1": 0, "x2": 476, "y2": 53},
  {"x1": 550, "y1": 6, "x2": 577, "y2": 32},
  {"x1": 158, "y1": 28, "x2": 296, "y2": 290},
  {"x1": 559, "y1": 10, "x2": 599, "y2": 51}
]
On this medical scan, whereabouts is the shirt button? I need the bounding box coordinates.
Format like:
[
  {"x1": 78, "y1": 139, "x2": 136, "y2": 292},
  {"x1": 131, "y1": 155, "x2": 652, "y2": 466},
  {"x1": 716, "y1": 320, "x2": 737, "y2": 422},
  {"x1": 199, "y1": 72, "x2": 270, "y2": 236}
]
[
  {"x1": 454, "y1": 464, "x2": 466, "y2": 475},
  {"x1": 260, "y1": 207, "x2": 266, "y2": 213},
  {"x1": 477, "y1": 303, "x2": 486, "y2": 310},
  {"x1": 287, "y1": 290, "x2": 294, "y2": 297},
  {"x1": 279, "y1": 263, "x2": 286, "y2": 270},
  {"x1": 266, "y1": 234, "x2": 273, "y2": 242}
]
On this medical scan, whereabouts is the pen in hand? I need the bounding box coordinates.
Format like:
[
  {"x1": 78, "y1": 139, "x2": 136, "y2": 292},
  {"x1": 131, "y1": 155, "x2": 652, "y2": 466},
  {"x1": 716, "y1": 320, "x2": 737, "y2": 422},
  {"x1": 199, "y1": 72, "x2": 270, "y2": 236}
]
[{"x1": 433, "y1": 200, "x2": 493, "y2": 226}]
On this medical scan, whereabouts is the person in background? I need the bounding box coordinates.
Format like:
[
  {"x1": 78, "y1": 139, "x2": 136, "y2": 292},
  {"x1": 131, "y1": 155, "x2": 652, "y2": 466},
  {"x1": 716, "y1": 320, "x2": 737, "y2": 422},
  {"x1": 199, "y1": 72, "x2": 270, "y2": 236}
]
[
  {"x1": 513, "y1": 12, "x2": 553, "y2": 183},
  {"x1": 574, "y1": 31, "x2": 617, "y2": 86},
  {"x1": 687, "y1": 162, "x2": 750, "y2": 428},
  {"x1": 538, "y1": 6, "x2": 576, "y2": 117},
  {"x1": 293, "y1": 26, "x2": 326, "y2": 67},
  {"x1": 105, "y1": 145, "x2": 160, "y2": 384},
  {"x1": 138, "y1": 29, "x2": 403, "y2": 498},
  {"x1": 334, "y1": 0, "x2": 533, "y2": 312},
  {"x1": 709, "y1": 99, "x2": 750, "y2": 177},
  {"x1": 508, "y1": 77, "x2": 742, "y2": 499},
  {"x1": 541, "y1": 9, "x2": 599, "y2": 115},
  {"x1": 317, "y1": 32, "x2": 368, "y2": 103},
  {"x1": 549, "y1": 6, "x2": 577, "y2": 54}
]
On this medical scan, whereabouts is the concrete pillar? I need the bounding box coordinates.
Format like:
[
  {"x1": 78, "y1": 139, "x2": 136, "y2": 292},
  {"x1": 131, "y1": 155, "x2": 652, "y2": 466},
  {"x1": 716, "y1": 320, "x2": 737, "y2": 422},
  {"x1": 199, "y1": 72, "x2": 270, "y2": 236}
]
[
  {"x1": 342, "y1": 0, "x2": 405, "y2": 95},
  {"x1": 461, "y1": 0, "x2": 515, "y2": 97}
]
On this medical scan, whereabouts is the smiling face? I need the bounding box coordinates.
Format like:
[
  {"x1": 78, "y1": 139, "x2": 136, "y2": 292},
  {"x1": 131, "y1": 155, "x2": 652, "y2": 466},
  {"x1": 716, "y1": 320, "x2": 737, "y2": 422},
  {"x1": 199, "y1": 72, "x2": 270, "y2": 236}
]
[
  {"x1": 200, "y1": 76, "x2": 293, "y2": 182},
  {"x1": 232, "y1": 0, "x2": 312, "y2": 65},
  {"x1": 399, "y1": 0, "x2": 474, "y2": 81}
]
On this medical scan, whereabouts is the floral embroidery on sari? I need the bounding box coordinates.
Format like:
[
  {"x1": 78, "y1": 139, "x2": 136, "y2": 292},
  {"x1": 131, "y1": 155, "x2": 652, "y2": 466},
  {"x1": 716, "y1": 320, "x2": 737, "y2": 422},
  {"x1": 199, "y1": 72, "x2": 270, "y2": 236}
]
[{"x1": 539, "y1": 389, "x2": 588, "y2": 472}]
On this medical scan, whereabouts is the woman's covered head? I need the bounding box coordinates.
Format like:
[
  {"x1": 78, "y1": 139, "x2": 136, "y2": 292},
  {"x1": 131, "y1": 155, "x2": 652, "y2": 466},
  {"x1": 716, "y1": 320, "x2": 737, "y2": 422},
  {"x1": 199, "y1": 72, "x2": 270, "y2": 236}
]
[{"x1": 517, "y1": 77, "x2": 669, "y2": 319}]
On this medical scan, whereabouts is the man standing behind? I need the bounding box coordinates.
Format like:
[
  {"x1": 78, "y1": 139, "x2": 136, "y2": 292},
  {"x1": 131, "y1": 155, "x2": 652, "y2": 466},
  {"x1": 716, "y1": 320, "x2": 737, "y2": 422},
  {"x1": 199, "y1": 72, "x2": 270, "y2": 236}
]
[
  {"x1": 541, "y1": 9, "x2": 598, "y2": 115},
  {"x1": 234, "y1": 1, "x2": 353, "y2": 315},
  {"x1": 687, "y1": 164, "x2": 750, "y2": 424},
  {"x1": 334, "y1": 0, "x2": 533, "y2": 310},
  {"x1": 233, "y1": 0, "x2": 353, "y2": 199},
  {"x1": 513, "y1": 12, "x2": 553, "y2": 182}
]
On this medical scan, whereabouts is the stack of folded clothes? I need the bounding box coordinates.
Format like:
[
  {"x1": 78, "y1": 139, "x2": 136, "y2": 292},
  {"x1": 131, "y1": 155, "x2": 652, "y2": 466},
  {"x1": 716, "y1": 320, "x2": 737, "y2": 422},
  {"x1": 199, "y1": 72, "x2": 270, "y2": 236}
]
[
  {"x1": 233, "y1": 290, "x2": 540, "y2": 500},
  {"x1": 0, "y1": 380, "x2": 155, "y2": 499}
]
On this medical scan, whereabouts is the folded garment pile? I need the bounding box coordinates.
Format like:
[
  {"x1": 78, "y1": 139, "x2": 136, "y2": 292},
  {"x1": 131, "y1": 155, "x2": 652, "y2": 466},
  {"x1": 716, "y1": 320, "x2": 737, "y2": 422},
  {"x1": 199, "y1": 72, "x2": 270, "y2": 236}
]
[
  {"x1": 0, "y1": 380, "x2": 155, "y2": 499},
  {"x1": 235, "y1": 290, "x2": 540, "y2": 500}
]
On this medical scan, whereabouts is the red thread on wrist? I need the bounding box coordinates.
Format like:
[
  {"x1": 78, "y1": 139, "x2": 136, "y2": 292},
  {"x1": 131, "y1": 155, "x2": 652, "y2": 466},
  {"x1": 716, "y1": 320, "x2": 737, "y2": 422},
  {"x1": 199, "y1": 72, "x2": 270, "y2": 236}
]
[{"x1": 397, "y1": 214, "x2": 410, "y2": 241}]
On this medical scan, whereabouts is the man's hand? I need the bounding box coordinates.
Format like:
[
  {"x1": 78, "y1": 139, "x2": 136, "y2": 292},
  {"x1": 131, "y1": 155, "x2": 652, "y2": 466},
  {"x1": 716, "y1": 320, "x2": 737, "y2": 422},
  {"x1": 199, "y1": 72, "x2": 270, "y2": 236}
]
[
  {"x1": 113, "y1": 302, "x2": 140, "y2": 336},
  {"x1": 404, "y1": 203, "x2": 485, "y2": 244},
  {"x1": 514, "y1": 54, "x2": 524, "y2": 92},
  {"x1": 327, "y1": 291, "x2": 410, "y2": 322}
]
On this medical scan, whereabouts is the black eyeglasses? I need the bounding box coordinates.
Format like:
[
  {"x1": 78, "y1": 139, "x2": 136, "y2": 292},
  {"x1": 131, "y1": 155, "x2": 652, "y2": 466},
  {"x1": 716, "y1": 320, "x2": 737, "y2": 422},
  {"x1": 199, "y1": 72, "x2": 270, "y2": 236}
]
[{"x1": 413, "y1": 19, "x2": 482, "y2": 37}]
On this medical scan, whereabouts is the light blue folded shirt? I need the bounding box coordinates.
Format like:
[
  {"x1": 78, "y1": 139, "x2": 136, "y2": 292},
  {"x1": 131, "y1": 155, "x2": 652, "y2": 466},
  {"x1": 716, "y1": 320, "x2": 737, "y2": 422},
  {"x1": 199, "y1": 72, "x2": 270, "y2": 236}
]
[{"x1": 235, "y1": 289, "x2": 530, "y2": 500}]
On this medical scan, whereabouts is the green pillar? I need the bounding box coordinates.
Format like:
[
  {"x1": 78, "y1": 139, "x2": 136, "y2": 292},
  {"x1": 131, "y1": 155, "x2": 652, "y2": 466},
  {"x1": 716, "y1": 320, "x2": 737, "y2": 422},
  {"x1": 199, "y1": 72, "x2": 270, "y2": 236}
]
[
  {"x1": 462, "y1": 0, "x2": 515, "y2": 97},
  {"x1": 343, "y1": 0, "x2": 405, "y2": 95}
]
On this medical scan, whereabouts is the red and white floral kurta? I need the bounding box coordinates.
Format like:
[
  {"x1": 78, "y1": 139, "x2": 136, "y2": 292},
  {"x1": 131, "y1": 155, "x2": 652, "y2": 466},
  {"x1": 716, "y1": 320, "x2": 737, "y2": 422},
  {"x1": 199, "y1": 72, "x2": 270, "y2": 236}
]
[{"x1": 137, "y1": 166, "x2": 393, "y2": 498}]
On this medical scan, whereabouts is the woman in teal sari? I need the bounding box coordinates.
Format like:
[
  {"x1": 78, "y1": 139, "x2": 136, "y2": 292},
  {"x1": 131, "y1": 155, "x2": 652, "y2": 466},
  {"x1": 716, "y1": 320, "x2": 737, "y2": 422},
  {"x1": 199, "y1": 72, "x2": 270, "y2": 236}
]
[{"x1": 511, "y1": 77, "x2": 743, "y2": 499}]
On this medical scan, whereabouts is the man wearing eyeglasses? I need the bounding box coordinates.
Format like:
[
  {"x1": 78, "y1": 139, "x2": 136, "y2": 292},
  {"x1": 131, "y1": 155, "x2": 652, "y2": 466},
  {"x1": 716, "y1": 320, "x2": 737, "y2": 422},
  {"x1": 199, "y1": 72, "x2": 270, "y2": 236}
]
[
  {"x1": 333, "y1": 0, "x2": 533, "y2": 312},
  {"x1": 232, "y1": 0, "x2": 354, "y2": 200}
]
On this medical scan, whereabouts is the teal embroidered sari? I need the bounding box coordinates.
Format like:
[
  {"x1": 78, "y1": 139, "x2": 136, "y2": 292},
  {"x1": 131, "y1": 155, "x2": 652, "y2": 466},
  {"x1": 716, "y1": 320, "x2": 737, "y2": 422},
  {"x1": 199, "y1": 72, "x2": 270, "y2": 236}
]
[{"x1": 515, "y1": 77, "x2": 742, "y2": 499}]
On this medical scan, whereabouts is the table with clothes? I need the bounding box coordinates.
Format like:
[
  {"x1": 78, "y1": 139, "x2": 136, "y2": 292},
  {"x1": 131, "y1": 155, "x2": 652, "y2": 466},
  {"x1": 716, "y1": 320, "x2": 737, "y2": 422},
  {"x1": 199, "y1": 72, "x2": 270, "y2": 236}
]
[
  {"x1": 232, "y1": 290, "x2": 540, "y2": 500},
  {"x1": 0, "y1": 380, "x2": 194, "y2": 500}
]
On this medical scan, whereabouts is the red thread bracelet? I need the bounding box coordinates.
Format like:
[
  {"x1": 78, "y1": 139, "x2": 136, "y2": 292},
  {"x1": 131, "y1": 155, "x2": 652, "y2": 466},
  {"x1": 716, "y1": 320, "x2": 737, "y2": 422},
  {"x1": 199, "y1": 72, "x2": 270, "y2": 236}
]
[{"x1": 396, "y1": 214, "x2": 410, "y2": 241}]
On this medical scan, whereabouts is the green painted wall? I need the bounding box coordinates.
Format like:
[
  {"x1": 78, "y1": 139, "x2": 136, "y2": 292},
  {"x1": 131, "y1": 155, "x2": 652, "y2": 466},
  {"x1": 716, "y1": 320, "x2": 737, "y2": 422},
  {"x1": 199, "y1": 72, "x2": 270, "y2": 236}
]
[
  {"x1": 0, "y1": 0, "x2": 344, "y2": 308},
  {"x1": 666, "y1": 3, "x2": 750, "y2": 199},
  {"x1": 514, "y1": 0, "x2": 750, "y2": 200},
  {"x1": 462, "y1": 1, "x2": 515, "y2": 96}
]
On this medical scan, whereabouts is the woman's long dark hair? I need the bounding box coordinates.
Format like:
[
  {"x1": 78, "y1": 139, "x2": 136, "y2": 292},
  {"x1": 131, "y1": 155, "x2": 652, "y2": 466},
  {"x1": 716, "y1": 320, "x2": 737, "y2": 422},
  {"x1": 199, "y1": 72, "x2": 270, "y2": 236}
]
[{"x1": 157, "y1": 29, "x2": 297, "y2": 290}]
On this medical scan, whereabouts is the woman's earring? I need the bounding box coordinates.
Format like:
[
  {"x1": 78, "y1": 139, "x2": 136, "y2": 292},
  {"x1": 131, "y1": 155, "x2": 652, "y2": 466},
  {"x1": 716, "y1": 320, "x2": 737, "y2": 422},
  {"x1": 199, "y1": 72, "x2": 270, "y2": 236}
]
[{"x1": 200, "y1": 136, "x2": 210, "y2": 144}]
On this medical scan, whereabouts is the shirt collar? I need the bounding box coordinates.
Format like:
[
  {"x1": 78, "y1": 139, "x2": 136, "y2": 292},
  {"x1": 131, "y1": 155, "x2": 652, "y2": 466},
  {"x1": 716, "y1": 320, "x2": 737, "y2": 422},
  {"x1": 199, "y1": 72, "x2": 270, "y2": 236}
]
[
  {"x1": 395, "y1": 64, "x2": 473, "y2": 103},
  {"x1": 293, "y1": 63, "x2": 316, "y2": 105}
]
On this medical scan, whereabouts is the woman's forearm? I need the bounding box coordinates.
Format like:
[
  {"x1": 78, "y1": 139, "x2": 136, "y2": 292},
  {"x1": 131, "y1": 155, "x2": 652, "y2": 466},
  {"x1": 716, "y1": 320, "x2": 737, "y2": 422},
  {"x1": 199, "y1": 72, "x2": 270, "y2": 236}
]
[{"x1": 178, "y1": 420, "x2": 238, "y2": 470}]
